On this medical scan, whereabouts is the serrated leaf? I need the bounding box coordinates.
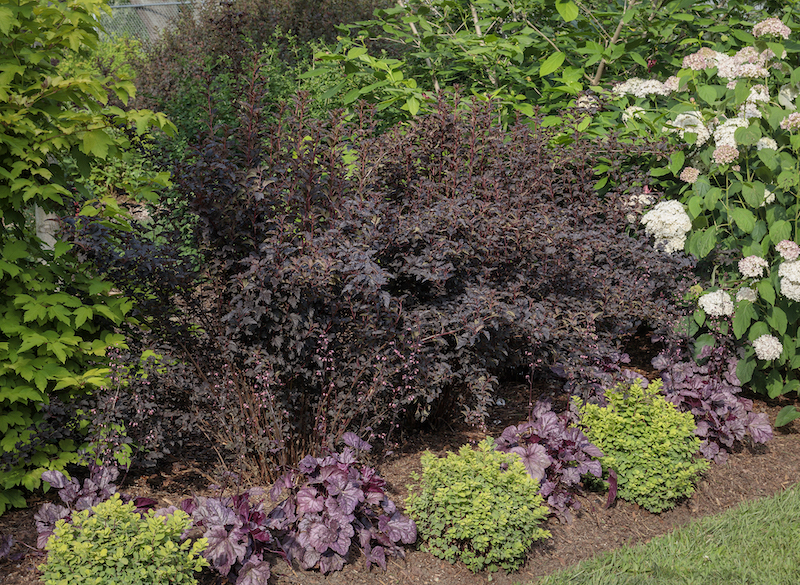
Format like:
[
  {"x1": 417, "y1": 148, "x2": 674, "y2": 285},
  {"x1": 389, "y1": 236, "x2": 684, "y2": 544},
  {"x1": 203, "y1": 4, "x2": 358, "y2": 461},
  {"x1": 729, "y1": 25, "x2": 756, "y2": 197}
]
[
  {"x1": 757, "y1": 280, "x2": 775, "y2": 305},
  {"x1": 767, "y1": 306, "x2": 788, "y2": 335},
  {"x1": 732, "y1": 302, "x2": 756, "y2": 339}
]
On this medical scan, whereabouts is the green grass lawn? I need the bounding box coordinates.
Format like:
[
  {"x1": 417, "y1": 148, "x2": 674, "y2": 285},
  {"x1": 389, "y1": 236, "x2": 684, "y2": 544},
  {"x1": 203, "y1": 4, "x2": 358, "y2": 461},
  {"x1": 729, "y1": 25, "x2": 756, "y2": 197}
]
[{"x1": 533, "y1": 485, "x2": 800, "y2": 585}]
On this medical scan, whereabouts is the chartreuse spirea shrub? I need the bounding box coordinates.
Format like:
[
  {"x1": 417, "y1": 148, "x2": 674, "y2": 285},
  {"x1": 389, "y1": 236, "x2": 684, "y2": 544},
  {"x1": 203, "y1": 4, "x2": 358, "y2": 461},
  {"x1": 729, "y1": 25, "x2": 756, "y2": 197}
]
[
  {"x1": 405, "y1": 437, "x2": 550, "y2": 573},
  {"x1": 611, "y1": 15, "x2": 800, "y2": 424},
  {"x1": 577, "y1": 380, "x2": 709, "y2": 513},
  {"x1": 39, "y1": 494, "x2": 209, "y2": 585}
]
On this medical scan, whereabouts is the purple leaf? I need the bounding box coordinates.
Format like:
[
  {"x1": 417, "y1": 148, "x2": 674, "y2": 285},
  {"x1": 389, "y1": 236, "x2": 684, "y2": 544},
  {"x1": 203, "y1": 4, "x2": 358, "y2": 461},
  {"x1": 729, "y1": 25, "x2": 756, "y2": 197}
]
[
  {"x1": 746, "y1": 412, "x2": 773, "y2": 443},
  {"x1": 378, "y1": 513, "x2": 417, "y2": 544},
  {"x1": 236, "y1": 557, "x2": 271, "y2": 585},
  {"x1": 319, "y1": 551, "x2": 346, "y2": 574},
  {"x1": 204, "y1": 525, "x2": 247, "y2": 575},
  {"x1": 34, "y1": 502, "x2": 70, "y2": 546},
  {"x1": 193, "y1": 497, "x2": 242, "y2": 531},
  {"x1": 0, "y1": 535, "x2": 12, "y2": 559},
  {"x1": 296, "y1": 487, "x2": 325, "y2": 514},
  {"x1": 342, "y1": 432, "x2": 372, "y2": 452},
  {"x1": 605, "y1": 469, "x2": 617, "y2": 509},
  {"x1": 298, "y1": 455, "x2": 319, "y2": 475},
  {"x1": 41, "y1": 470, "x2": 70, "y2": 490},
  {"x1": 510, "y1": 443, "x2": 551, "y2": 482},
  {"x1": 336, "y1": 483, "x2": 365, "y2": 515},
  {"x1": 365, "y1": 544, "x2": 386, "y2": 570}
]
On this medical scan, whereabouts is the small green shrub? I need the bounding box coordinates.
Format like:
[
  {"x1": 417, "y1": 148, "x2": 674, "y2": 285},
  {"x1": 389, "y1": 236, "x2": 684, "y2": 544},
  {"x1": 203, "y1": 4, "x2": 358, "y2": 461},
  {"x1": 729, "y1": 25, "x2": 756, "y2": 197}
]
[
  {"x1": 40, "y1": 494, "x2": 209, "y2": 585},
  {"x1": 577, "y1": 379, "x2": 710, "y2": 513},
  {"x1": 405, "y1": 437, "x2": 550, "y2": 573}
]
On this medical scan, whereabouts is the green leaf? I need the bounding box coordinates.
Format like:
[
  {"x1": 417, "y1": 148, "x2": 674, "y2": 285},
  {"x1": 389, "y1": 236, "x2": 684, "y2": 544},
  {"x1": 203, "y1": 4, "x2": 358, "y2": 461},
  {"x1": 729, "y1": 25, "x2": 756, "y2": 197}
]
[
  {"x1": 732, "y1": 301, "x2": 756, "y2": 339},
  {"x1": 767, "y1": 307, "x2": 788, "y2": 335},
  {"x1": 539, "y1": 52, "x2": 565, "y2": 77},
  {"x1": 693, "y1": 333, "x2": 716, "y2": 361},
  {"x1": 405, "y1": 96, "x2": 420, "y2": 116},
  {"x1": 697, "y1": 85, "x2": 717, "y2": 105},
  {"x1": 776, "y1": 405, "x2": 800, "y2": 427},
  {"x1": 769, "y1": 220, "x2": 792, "y2": 244},
  {"x1": 729, "y1": 207, "x2": 756, "y2": 233},
  {"x1": 757, "y1": 280, "x2": 776, "y2": 305},
  {"x1": 80, "y1": 129, "x2": 115, "y2": 159},
  {"x1": 736, "y1": 354, "x2": 756, "y2": 384},
  {"x1": 669, "y1": 151, "x2": 685, "y2": 176},
  {"x1": 3, "y1": 240, "x2": 28, "y2": 262},
  {"x1": 766, "y1": 368, "x2": 784, "y2": 398},
  {"x1": 555, "y1": 0, "x2": 579, "y2": 22}
]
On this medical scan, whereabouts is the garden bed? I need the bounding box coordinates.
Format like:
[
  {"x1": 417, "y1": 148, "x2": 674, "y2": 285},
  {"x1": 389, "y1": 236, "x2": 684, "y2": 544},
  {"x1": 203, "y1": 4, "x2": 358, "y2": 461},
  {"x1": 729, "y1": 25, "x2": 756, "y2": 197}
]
[{"x1": 3, "y1": 382, "x2": 798, "y2": 585}]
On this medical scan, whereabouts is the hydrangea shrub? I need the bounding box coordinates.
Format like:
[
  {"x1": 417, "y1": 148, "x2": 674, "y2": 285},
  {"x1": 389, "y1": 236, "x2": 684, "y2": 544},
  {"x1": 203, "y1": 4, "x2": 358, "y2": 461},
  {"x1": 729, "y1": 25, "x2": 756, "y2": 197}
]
[{"x1": 612, "y1": 16, "x2": 800, "y2": 421}]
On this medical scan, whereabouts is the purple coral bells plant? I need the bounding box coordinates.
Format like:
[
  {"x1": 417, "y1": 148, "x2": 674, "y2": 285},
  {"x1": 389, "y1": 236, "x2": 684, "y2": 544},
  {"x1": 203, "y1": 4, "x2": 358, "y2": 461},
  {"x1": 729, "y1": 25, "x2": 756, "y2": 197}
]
[
  {"x1": 494, "y1": 400, "x2": 604, "y2": 522},
  {"x1": 653, "y1": 340, "x2": 773, "y2": 464},
  {"x1": 180, "y1": 490, "x2": 277, "y2": 585},
  {"x1": 267, "y1": 433, "x2": 416, "y2": 574}
]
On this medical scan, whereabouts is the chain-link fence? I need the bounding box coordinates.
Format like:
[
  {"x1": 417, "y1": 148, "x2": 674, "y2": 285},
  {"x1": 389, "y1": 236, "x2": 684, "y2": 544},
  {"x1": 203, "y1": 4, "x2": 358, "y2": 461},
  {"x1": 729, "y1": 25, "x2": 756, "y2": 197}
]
[{"x1": 99, "y1": 1, "x2": 194, "y2": 44}]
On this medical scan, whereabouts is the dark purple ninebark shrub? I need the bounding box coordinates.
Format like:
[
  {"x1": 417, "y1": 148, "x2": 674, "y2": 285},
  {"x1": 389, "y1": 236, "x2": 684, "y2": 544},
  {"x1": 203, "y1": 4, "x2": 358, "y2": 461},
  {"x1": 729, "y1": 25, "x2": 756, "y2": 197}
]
[{"x1": 73, "y1": 94, "x2": 689, "y2": 481}]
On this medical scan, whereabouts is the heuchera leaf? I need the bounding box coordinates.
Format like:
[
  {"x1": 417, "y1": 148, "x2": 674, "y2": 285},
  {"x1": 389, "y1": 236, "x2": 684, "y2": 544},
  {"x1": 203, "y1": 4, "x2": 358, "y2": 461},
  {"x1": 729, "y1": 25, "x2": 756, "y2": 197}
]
[
  {"x1": 378, "y1": 512, "x2": 417, "y2": 544},
  {"x1": 296, "y1": 487, "x2": 325, "y2": 514},
  {"x1": 746, "y1": 412, "x2": 773, "y2": 442},
  {"x1": 235, "y1": 556, "x2": 271, "y2": 585},
  {"x1": 342, "y1": 432, "x2": 372, "y2": 452},
  {"x1": 0, "y1": 534, "x2": 12, "y2": 560},
  {"x1": 204, "y1": 525, "x2": 247, "y2": 576},
  {"x1": 510, "y1": 443, "x2": 551, "y2": 482},
  {"x1": 41, "y1": 470, "x2": 70, "y2": 490}
]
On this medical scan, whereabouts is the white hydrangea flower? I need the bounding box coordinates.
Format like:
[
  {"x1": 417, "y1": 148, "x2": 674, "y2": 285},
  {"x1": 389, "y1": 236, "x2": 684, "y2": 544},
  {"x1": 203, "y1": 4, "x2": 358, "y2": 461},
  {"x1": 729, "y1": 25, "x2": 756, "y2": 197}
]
[
  {"x1": 664, "y1": 111, "x2": 711, "y2": 145},
  {"x1": 753, "y1": 334, "x2": 783, "y2": 361},
  {"x1": 736, "y1": 287, "x2": 757, "y2": 302},
  {"x1": 640, "y1": 200, "x2": 691, "y2": 254},
  {"x1": 779, "y1": 84, "x2": 800, "y2": 110},
  {"x1": 757, "y1": 137, "x2": 778, "y2": 150},
  {"x1": 780, "y1": 278, "x2": 800, "y2": 301},
  {"x1": 698, "y1": 290, "x2": 734, "y2": 317},
  {"x1": 613, "y1": 78, "x2": 672, "y2": 98},
  {"x1": 622, "y1": 106, "x2": 646, "y2": 124},
  {"x1": 778, "y1": 260, "x2": 800, "y2": 282},
  {"x1": 739, "y1": 255, "x2": 769, "y2": 278},
  {"x1": 760, "y1": 188, "x2": 775, "y2": 207},
  {"x1": 714, "y1": 117, "x2": 749, "y2": 147},
  {"x1": 776, "y1": 240, "x2": 800, "y2": 260}
]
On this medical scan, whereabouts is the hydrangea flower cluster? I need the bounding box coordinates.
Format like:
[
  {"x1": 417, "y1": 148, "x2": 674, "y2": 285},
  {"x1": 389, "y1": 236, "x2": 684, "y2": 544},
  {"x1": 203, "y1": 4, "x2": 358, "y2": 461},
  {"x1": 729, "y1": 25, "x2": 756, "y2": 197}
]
[
  {"x1": 736, "y1": 287, "x2": 757, "y2": 303},
  {"x1": 757, "y1": 137, "x2": 778, "y2": 150},
  {"x1": 779, "y1": 112, "x2": 800, "y2": 131},
  {"x1": 613, "y1": 77, "x2": 679, "y2": 98},
  {"x1": 664, "y1": 111, "x2": 711, "y2": 145},
  {"x1": 738, "y1": 255, "x2": 769, "y2": 278},
  {"x1": 752, "y1": 334, "x2": 783, "y2": 361},
  {"x1": 776, "y1": 240, "x2": 800, "y2": 260},
  {"x1": 712, "y1": 144, "x2": 739, "y2": 165},
  {"x1": 640, "y1": 200, "x2": 691, "y2": 254},
  {"x1": 752, "y1": 18, "x2": 791, "y2": 40},
  {"x1": 778, "y1": 259, "x2": 800, "y2": 301},
  {"x1": 698, "y1": 289, "x2": 734, "y2": 317},
  {"x1": 679, "y1": 166, "x2": 700, "y2": 184}
]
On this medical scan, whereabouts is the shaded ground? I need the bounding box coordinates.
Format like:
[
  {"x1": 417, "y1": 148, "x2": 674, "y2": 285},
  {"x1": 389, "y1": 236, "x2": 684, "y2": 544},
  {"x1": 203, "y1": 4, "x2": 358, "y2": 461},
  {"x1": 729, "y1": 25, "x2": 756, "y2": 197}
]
[{"x1": 3, "y1": 379, "x2": 799, "y2": 585}]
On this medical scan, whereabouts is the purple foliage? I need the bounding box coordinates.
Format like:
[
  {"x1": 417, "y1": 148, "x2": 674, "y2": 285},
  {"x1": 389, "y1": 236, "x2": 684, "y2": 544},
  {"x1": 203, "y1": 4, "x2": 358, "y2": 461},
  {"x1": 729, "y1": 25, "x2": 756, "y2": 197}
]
[
  {"x1": 267, "y1": 439, "x2": 416, "y2": 574},
  {"x1": 181, "y1": 490, "x2": 277, "y2": 584},
  {"x1": 653, "y1": 339, "x2": 773, "y2": 464},
  {"x1": 495, "y1": 400, "x2": 604, "y2": 522},
  {"x1": 35, "y1": 466, "x2": 156, "y2": 549}
]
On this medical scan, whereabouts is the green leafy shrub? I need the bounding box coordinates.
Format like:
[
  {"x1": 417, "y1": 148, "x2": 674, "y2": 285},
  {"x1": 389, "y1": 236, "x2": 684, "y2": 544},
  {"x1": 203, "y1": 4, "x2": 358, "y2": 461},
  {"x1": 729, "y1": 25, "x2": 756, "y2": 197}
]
[
  {"x1": 0, "y1": 0, "x2": 173, "y2": 515},
  {"x1": 40, "y1": 494, "x2": 209, "y2": 585},
  {"x1": 405, "y1": 438, "x2": 550, "y2": 573},
  {"x1": 577, "y1": 379, "x2": 709, "y2": 513}
]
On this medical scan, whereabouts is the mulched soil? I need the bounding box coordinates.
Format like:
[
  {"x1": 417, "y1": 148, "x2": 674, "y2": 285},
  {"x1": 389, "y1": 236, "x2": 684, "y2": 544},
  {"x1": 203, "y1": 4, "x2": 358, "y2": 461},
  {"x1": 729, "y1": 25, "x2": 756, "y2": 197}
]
[{"x1": 3, "y1": 379, "x2": 800, "y2": 585}]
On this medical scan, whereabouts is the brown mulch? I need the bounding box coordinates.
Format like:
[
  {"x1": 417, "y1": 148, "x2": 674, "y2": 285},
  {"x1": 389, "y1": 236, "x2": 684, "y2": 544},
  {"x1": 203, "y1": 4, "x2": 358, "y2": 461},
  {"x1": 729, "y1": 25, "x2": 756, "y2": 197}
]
[{"x1": 2, "y1": 380, "x2": 799, "y2": 585}]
